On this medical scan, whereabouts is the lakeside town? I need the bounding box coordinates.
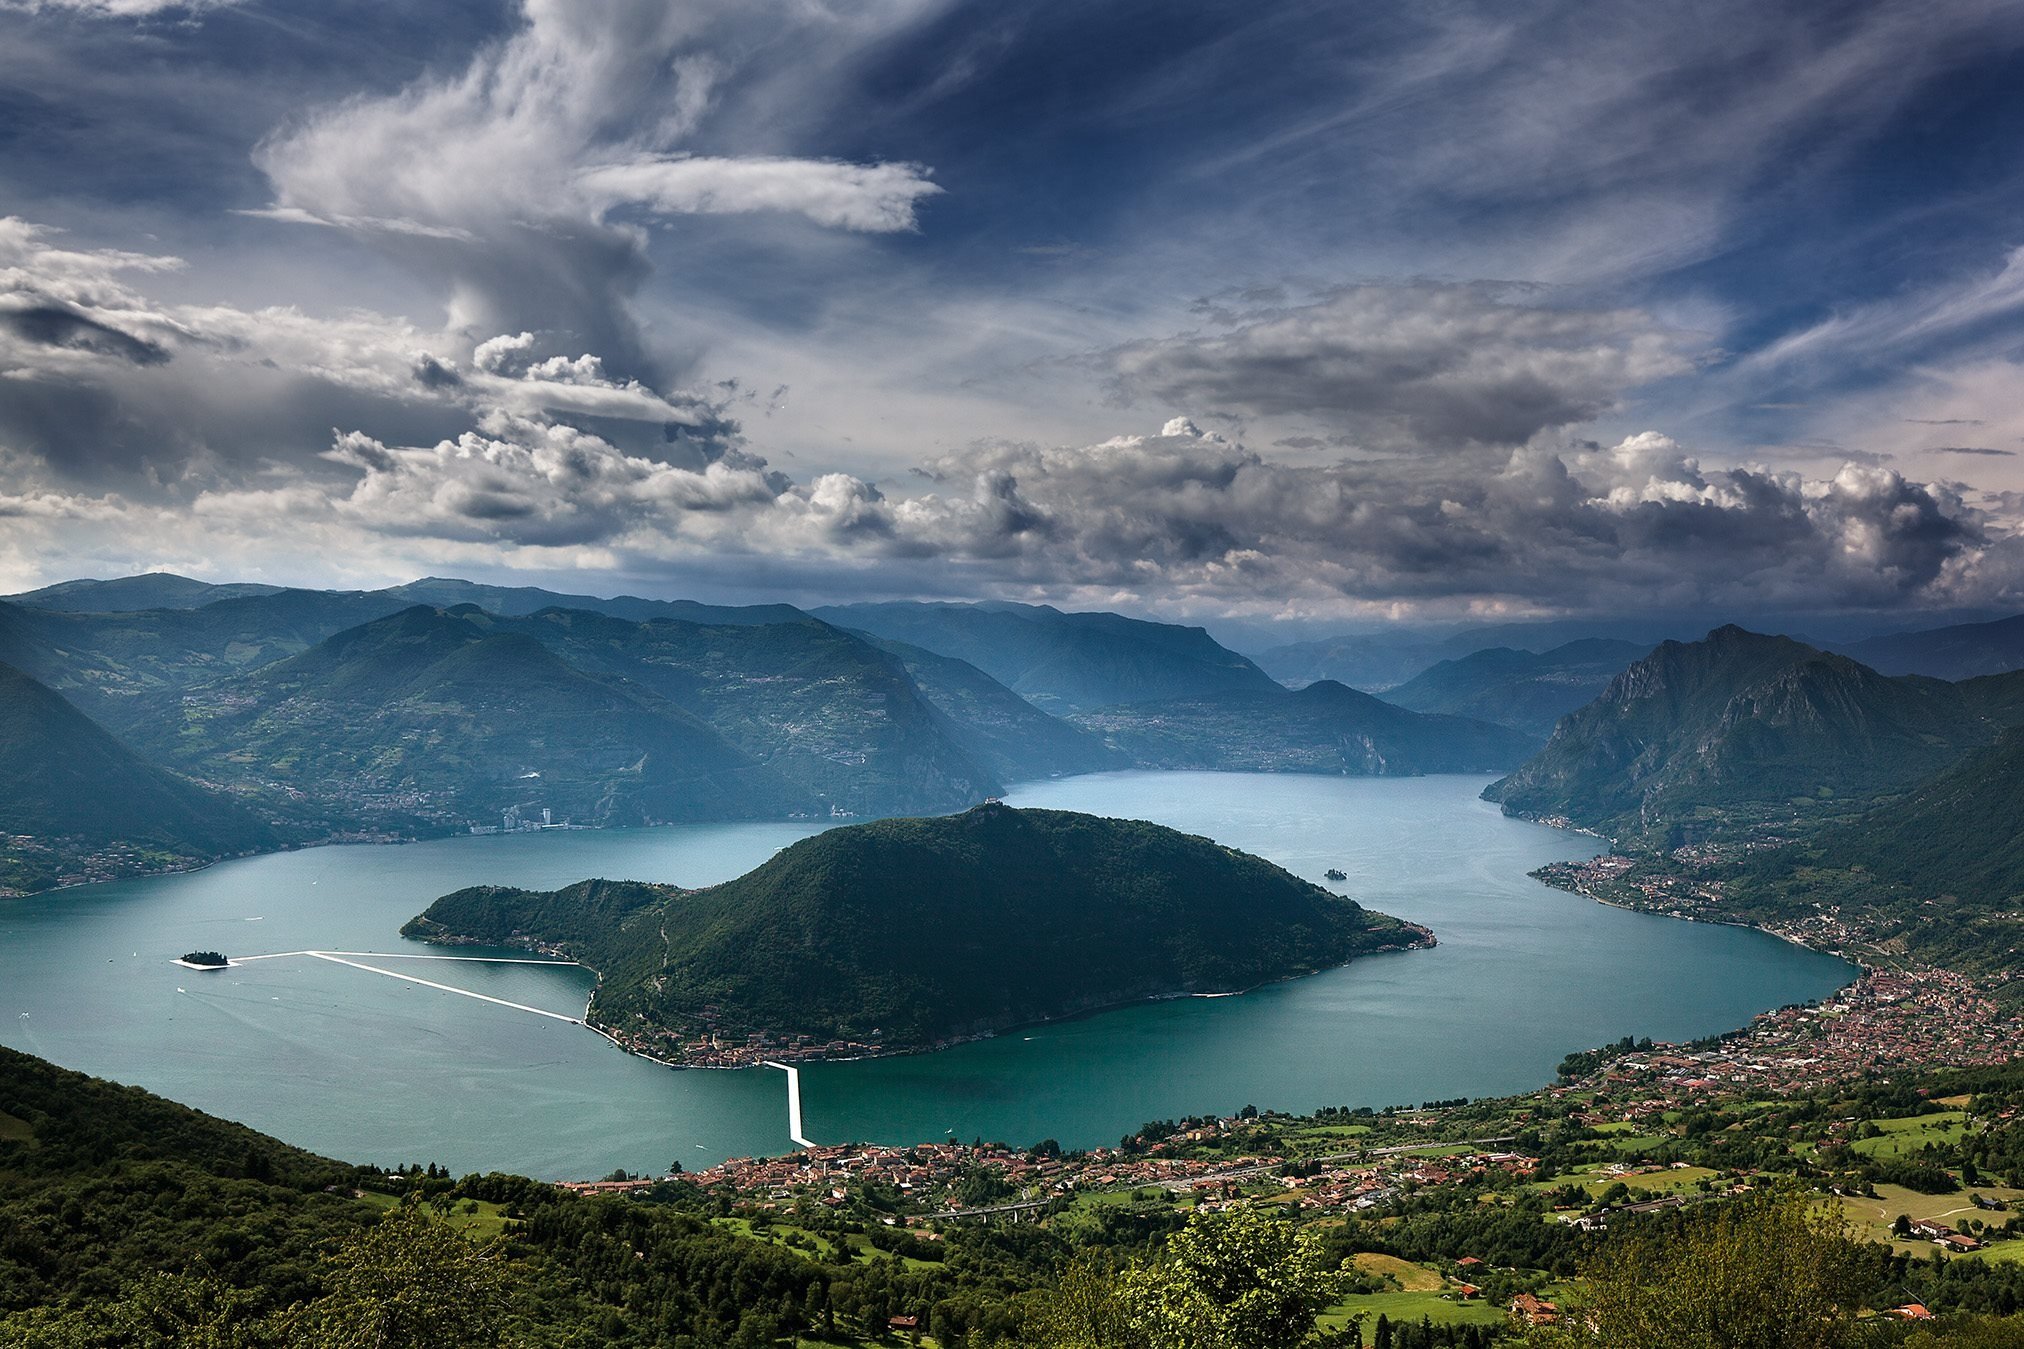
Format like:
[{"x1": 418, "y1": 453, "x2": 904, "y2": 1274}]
[{"x1": 572, "y1": 954, "x2": 2023, "y2": 1214}]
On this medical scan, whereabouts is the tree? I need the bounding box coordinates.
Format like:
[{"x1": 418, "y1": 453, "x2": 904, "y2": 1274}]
[
  {"x1": 1033, "y1": 1253, "x2": 1139, "y2": 1349},
  {"x1": 1118, "y1": 1206, "x2": 1346, "y2": 1349},
  {"x1": 0, "y1": 1273, "x2": 278, "y2": 1348},
  {"x1": 280, "y1": 1196, "x2": 510, "y2": 1348},
  {"x1": 1533, "y1": 1187, "x2": 1866, "y2": 1349}
]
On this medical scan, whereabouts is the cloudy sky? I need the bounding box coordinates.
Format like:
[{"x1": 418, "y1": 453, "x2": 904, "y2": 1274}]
[{"x1": 6, "y1": 0, "x2": 2024, "y2": 631}]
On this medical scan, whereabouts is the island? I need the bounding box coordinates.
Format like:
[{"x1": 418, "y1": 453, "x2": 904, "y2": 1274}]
[
  {"x1": 176, "y1": 951, "x2": 228, "y2": 969},
  {"x1": 403, "y1": 802, "x2": 1431, "y2": 1066}
]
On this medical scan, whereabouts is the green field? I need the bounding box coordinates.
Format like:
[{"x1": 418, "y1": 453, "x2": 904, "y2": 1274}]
[
  {"x1": 1285, "y1": 1123, "x2": 1374, "y2": 1144},
  {"x1": 714, "y1": 1216, "x2": 846, "y2": 1260},
  {"x1": 1599, "y1": 1133, "x2": 1666, "y2": 1155},
  {"x1": 1320, "y1": 1291, "x2": 1507, "y2": 1330},
  {"x1": 1353, "y1": 1252, "x2": 1443, "y2": 1291},
  {"x1": 1540, "y1": 1164, "x2": 1719, "y2": 1198},
  {"x1": 1851, "y1": 1111, "x2": 1970, "y2": 1161},
  {"x1": 359, "y1": 1191, "x2": 515, "y2": 1241}
]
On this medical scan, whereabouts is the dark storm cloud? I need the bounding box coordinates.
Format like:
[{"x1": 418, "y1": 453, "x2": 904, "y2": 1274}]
[
  {"x1": 411, "y1": 353, "x2": 462, "y2": 389},
  {"x1": 1100, "y1": 285, "x2": 1699, "y2": 448},
  {"x1": 872, "y1": 427, "x2": 1985, "y2": 613},
  {"x1": 0, "y1": 304, "x2": 169, "y2": 365}
]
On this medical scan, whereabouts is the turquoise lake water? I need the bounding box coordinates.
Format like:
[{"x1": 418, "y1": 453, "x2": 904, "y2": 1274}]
[{"x1": 0, "y1": 773, "x2": 1854, "y2": 1178}]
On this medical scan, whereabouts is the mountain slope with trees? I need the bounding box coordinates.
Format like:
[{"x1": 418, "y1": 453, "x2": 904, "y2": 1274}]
[
  {"x1": 137, "y1": 605, "x2": 798, "y2": 831},
  {"x1": 0, "y1": 661, "x2": 274, "y2": 892},
  {"x1": 486, "y1": 608, "x2": 1009, "y2": 814},
  {"x1": 0, "y1": 1045, "x2": 1049, "y2": 1346},
  {"x1": 848, "y1": 632, "x2": 1124, "y2": 781},
  {"x1": 406, "y1": 803, "x2": 1424, "y2": 1054},
  {"x1": 1485, "y1": 626, "x2": 2011, "y2": 844},
  {"x1": 1721, "y1": 728, "x2": 2024, "y2": 978}
]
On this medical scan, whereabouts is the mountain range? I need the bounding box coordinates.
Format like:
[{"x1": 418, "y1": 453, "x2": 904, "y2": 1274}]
[
  {"x1": 405, "y1": 802, "x2": 1423, "y2": 1056},
  {"x1": 0, "y1": 575, "x2": 1548, "y2": 893}
]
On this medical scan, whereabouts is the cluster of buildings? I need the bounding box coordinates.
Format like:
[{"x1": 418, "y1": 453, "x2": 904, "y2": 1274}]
[
  {"x1": 468, "y1": 805, "x2": 589, "y2": 834},
  {"x1": 1909, "y1": 1218, "x2": 1988, "y2": 1253},
  {"x1": 600, "y1": 1021, "x2": 884, "y2": 1069},
  {"x1": 688, "y1": 1136, "x2": 1286, "y2": 1210},
  {"x1": 0, "y1": 834, "x2": 199, "y2": 893},
  {"x1": 1558, "y1": 967, "x2": 2021, "y2": 1102},
  {"x1": 1205, "y1": 1149, "x2": 1539, "y2": 1216}
]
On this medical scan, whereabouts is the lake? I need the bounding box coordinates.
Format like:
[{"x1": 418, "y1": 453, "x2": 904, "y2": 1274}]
[{"x1": 0, "y1": 772, "x2": 1854, "y2": 1178}]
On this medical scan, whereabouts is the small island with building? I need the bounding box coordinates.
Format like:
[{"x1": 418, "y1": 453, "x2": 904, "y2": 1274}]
[{"x1": 175, "y1": 951, "x2": 229, "y2": 969}]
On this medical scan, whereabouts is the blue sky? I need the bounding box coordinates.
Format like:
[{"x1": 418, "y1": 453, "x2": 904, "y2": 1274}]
[{"x1": 5, "y1": 0, "x2": 2024, "y2": 630}]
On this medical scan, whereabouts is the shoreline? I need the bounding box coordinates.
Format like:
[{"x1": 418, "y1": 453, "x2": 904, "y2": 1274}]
[
  {"x1": 1498, "y1": 804, "x2": 1868, "y2": 982},
  {"x1": 4, "y1": 768, "x2": 1517, "y2": 902},
  {"x1": 30, "y1": 778, "x2": 1894, "y2": 1170},
  {"x1": 420, "y1": 918, "x2": 1438, "y2": 1073}
]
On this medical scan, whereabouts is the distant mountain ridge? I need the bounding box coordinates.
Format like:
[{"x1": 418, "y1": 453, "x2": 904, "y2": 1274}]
[
  {"x1": 1836, "y1": 612, "x2": 2024, "y2": 681},
  {"x1": 1383, "y1": 639, "x2": 1650, "y2": 737},
  {"x1": 405, "y1": 803, "x2": 1424, "y2": 1057},
  {"x1": 1072, "y1": 679, "x2": 1538, "y2": 775},
  {"x1": 812, "y1": 600, "x2": 1279, "y2": 712},
  {"x1": 4, "y1": 572, "x2": 288, "y2": 612},
  {"x1": 1, "y1": 572, "x2": 809, "y2": 626},
  {"x1": 476, "y1": 607, "x2": 1008, "y2": 815},
  {"x1": 1252, "y1": 622, "x2": 1682, "y2": 692},
  {"x1": 1485, "y1": 625, "x2": 2021, "y2": 843}
]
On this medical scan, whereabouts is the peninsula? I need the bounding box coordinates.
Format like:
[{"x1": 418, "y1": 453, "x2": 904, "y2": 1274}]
[{"x1": 403, "y1": 802, "x2": 1430, "y2": 1066}]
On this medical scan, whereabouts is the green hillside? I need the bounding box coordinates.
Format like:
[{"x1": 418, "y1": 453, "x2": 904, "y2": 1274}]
[
  {"x1": 811, "y1": 600, "x2": 1280, "y2": 712},
  {"x1": 0, "y1": 589, "x2": 403, "y2": 730},
  {"x1": 407, "y1": 803, "x2": 1422, "y2": 1054},
  {"x1": 141, "y1": 606, "x2": 797, "y2": 831},
  {"x1": 849, "y1": 631, "x2": 1124, "y2": 781},
  {"x1": 1727, "y1": 728, "x2": 2024, "y2": 977},
  {"x1": 1485, "y1": 626, "x2": 2005, "y2": 843},
  {"x1": 1384, "y1": 639, "x2": 1649, "y2": 738},
  {"x1": 493, "y1": 608, "x2": 1008, "y2": 815},
  {"x1": 0, "y1": 661, "x2": 273, "y2": 892},
  {"x1": 1072, "y1": 680, "x2": 1538, "y2": 775},
  {"x1": 0, "y1": 1045, "x2": 1067, "y2": 1346}
]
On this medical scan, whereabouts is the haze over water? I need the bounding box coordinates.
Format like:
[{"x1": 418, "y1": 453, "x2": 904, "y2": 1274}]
[{"x1": 0, "y1": 773, "x2": 1853, "y2": 1178}]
